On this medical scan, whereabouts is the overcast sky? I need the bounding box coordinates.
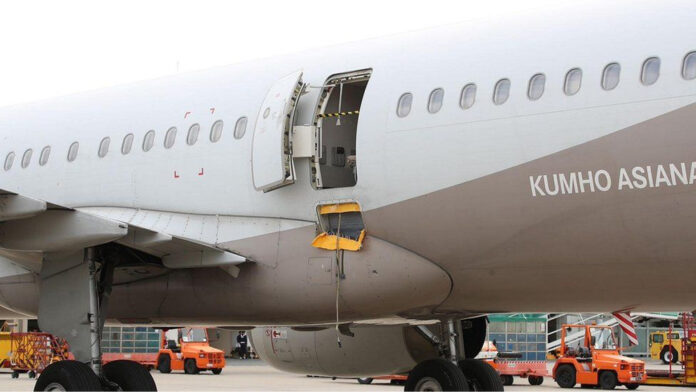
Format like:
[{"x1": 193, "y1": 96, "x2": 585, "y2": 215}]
[{"x1": 1, "y1": 0, "x2": 602, "y2": 107}]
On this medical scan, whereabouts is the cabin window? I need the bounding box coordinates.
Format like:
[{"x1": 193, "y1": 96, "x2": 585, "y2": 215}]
[
  {"x1": 142, "y1": 130, "x2": 155, "y2": 152},
  {"x1": 234, "y1": 117, "x2": 248, "y2": 139},
  {"x1": 427, "y1": 88, "x2": 444, "y2": 113},
  {"x1": 312, "y1": 69, "x2": 371, "y2": 189},
  {"x1": 460, "y1": 84, "x2": 476, "y2": 109},
  {"x1": 3, "y1": 152, "x2": 14, "y2": 171},
  {"x1": 121, "y1": 134, "x2": 134, "y2": 154},
  {"x1": 187, "y1": 124, "x2": 200, "y2": 145},
  {"x1": 21, "y1": 149, "x2": 32, "y2": 168},
  {"x1": 528, "y1": 73, "x2": 546, "y2": 100},
  {"x1": 602, "y1": 63, "x2": 621, "y2": 90},
  {"x1": 67, "y1": 142, "x2": 79, "y2": 162},
  {"x1": 210, "y1": 120, "x2": 223, "y2": 142},
  {"x1": 493, "y1": 79, "x2": 511, "y2": 105},
  {"x1": 164, "y1": 127, "x2": 177, "y2": 149},
  {"x1": 564, "y1": 68, "x2": 582, "y2": 95},
  {"x1": 39, "y1": 146, "x2": 50, "y2": 166},
  {"x1": 396, "y1": 93, "x2": 413, "y2": 117},
  {"x1": 98, "y1": 137, "x2": 110, "y2": 158},
  {"x1": 641, "y1": 57, "x2": 660, "y2": 85},
  {"x1": 682, "y1": 52, "x2": 696, "y2": 80}
]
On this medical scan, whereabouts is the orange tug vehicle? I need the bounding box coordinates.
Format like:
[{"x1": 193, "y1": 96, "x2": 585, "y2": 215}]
[
  {"x1": 156, "y1": 327, "x2": 225, "y2": 375},
  {"x1": 553, "y1": 324, "x2": 646, "y2": 390}
]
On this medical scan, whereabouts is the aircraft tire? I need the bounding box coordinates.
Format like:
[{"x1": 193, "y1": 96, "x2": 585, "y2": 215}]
[
  {"x1": 404, "y1": 358, "x2": 470, "y2": 391},
  {"x1": 458, "y1": 359, "x2": 504, "y2": 391},
  {"x1": 103, "y1": 360, "x2": 157, "y2": 391},
  {"x1": 34, "y1": 360, "x2": 102, "y2": 391},
  {"x1": 555, "y1": 364, "x2": 576, "y2": 388},
  {"x1": 357, "y1": 377, "x2": 373, "y2": 384}
]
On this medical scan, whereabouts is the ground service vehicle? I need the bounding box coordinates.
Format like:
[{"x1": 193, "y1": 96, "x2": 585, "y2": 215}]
[
  {"x1": 553, "y1": 324, "x2": 645, "y2": 390},
  {"x1": 649, "y1": 330, "x2": 682, "y2": 363},
  {"x1": 156, "y1": 328, "x2": 225, "y2": 375}
]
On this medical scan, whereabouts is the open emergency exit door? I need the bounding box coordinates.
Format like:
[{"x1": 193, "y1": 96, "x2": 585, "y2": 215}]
[{"x1": 251, "y1": 71, "x2": 304, "y2": 192}]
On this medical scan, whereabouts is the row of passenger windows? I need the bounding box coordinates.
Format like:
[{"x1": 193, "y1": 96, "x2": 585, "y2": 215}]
[
  {"x1": 397, "y1": 52, "x2": 696, "y2": 117},
  {"x1": 3, "y1": 116, "x2": 249, "y2": 171}
]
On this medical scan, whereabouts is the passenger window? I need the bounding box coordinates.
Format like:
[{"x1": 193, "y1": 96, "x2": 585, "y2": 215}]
[
  {"x1": 164, "y1": 127, "x2": 177, "y2": 149},
  {"x1": 427, "y1": 88, "x2": 444, "y2": 114},
  {"x1": 3, "y1": 152, "x2": 14, "y2": 171},
  {"x1": 564, "y1": 68, "x2": 582, "y2": 95},
  {"x1": 210, "y1": 120, "x2": 224, "y2": 142},
  {"x1": 121, "y1": 134, "x2": 134, "y2": 155},
  {"x1": 459, "y1": 84, "x2": 476, "y2": 110},
  {"x1": 602, "y1": 63, "x2": 621, "y2": 90},
  {"x1": 527, "y1": 74, "x2": 546, "y2": 100},
  {"x1": 682, "y1": 52, "x2": 696, "y2": 80},
  {"x1": 493, "y1": 79, "x2": 511, "y2": 105},
  {"x1": 142, "y1": 130, "x2": 155, "y2": 152},
  {"x1": 187, "y1": 124, "x2": 200, "y2": 145},
  {"x1": 641, "y1": 57, "x2": 660, "y2": 85},
  {"x1": 39, "y1": 146, "x2": 50, "y2": 166},
  {"x1": 21, "y1": 149, "x2": 32, "y2": 168},
  {"x1": 98, "y1": 137, "x2": 110, "y2": 158},
  {"x1": 396, "y1": 93, "x2": 413, "y2": 117},
  {"x1": 234, "y1": 117, "x2": 248, "y2": 139},
  {"x1": 67, "y1": 142, "x2": 79, "y2": 162}
]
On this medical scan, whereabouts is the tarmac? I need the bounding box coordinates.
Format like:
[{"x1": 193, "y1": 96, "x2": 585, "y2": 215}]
[{"x1": 0, "y1": 359, "x2": 689, "y2": 391}]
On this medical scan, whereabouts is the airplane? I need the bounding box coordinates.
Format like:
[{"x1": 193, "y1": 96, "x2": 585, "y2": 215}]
[{"x1": 0, "y1": 1, "x2": 695, "y2": 390}]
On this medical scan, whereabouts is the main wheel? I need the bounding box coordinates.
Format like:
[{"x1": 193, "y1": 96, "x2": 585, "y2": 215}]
[
  {"x1": 458, "y1": 359, "x2": 504, "y2": 391},
  {"x1": 405, "y1": 358, "x2": 470, "y2": 391},
  {"x1": 501, "y1": 374, "x2": 513, "y2": 386},
  {"x1": 598, "y1": 371, "x2": 617, "y2": 390},
  {"x1": 103, "y1": 360, "x2": 157, "y2": 391},
  {"x1": 661, "y1": 347, "x2": 679, "y2": 364},
  {"x1": 357, "y1": 377, "x2": 373, "y2": 384},
  {"x1": 34, "y1": 360, "x2": 102, "y2": 391},
  {"x1": 625, "y1": 384, "x2": 640, "y2": 390},
  {"x1": 529, "y1": 375, "x2": 544, "y2": 385},
  {"x1": 157, "y1": 355, "x2": 171, "y2": 374},
  {"x1": 184, "y1": 358, "x2": 199, "y2": 374},
  {"x1": 555, "y1": 364, "x2": 577, "y2": 388},
  {"x1": 212, "y1": 368, "x2": 222, "y2": 375}
]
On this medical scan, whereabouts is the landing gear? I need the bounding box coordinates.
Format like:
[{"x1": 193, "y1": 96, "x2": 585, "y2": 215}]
[
  {"x1": 406, "y1": 318, "x2": 503, "y2": 391},
  {"x1": 405, "y1": 359, "x2": 469, "y2": 391},
  {"x1": 102, "y1": 360, "x2": 157, "y2": 391},
  {"x1": 34, "y1": 361, "x2": 102, "y2": 391},
  {"x1": 35, "y1": 247, "x2": 157, "y2": 391}
]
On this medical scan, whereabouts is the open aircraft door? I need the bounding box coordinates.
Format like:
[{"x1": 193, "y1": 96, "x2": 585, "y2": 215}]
[{"x1": 251, "y1": 71, "x2": 305, "y2": 192}]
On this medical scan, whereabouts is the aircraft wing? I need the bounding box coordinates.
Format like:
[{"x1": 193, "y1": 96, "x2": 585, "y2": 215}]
[{"x1": 0, "y1": 188, "x2": 246, "y2": 276}]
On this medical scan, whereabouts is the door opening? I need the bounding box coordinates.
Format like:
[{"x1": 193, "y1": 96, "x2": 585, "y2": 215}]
[{"x1": 311, "y1": 70, "x2": 371, "y2": 189}]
